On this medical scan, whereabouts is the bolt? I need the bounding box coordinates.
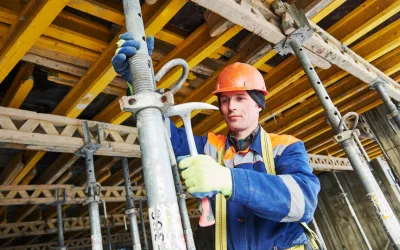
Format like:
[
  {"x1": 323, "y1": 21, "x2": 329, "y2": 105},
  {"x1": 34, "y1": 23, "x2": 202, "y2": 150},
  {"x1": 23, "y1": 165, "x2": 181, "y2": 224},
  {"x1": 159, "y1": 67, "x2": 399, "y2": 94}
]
[{"x1": 128, "y1": 98, "x2": 136, "y2": 105}]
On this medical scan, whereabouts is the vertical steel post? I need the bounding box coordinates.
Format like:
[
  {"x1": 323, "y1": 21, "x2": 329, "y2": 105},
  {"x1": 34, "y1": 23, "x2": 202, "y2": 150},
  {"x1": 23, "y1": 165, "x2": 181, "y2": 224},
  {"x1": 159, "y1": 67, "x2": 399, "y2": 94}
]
[
  {"x1": 121, "y1": 157, "x2": 142, "y2": 250},
  {"x1": 373, "y1": 82, "x2": 400, "y2": 130},
  {"x1": 139, "y1": 200, "x2": 149, "y2": 250},
  {"x1": 84, "y1": 149, "x2": 103, "y2": 250},
  {"x1": 333, "y1": 172, "x2": 373, "y2": 250},
  {"x1": 289, "y1": 37, "x2": 400, "y2": 248},
  {"x1": 121, "y1": 1, "x2": 185, "y2": 249},
  {"x1": 56, "y1": 203, "x2": 66, "y2": 250},
  {"x1": 164, "y1": 118, "x2": 196, "y2": 250},
  {"x1": 102, "y1": 201, "x2": 113, "y2": 250}
]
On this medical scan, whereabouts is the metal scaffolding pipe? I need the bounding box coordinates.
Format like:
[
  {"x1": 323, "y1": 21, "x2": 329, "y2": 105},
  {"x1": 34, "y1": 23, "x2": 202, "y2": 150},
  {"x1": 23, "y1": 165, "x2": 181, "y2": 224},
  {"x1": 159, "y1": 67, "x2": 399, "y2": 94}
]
[
  {"x1": 102, "y1": 201, "x2": 113, "y2": 250},
  {"x1": 121, "y1": 157, "x2": 142, "y2": 250},
  {"x1": 56, "y1": 203, "x2": 66, "y2": 250},
  {"x1": 333, "y1": 172, "x2": 373, "y2": 250},
  {"x1": 164, "y1": 119, "x2": 196, "y2": 250},
  {"x1": 139, "y1": 200, "x2": 149, "y2": 250},
  {"x1": 121, "y1": 0, "x2": 185, "y2": 249},
  {"x1": 84, "y1": 149, "x2": 103, "y2": 250},
  {"x1": 289, "y1": 37, "x2": 400, "y2": 248},
  {"x1": 374, "y1": 83, "x2": 400, "y2": 130}
]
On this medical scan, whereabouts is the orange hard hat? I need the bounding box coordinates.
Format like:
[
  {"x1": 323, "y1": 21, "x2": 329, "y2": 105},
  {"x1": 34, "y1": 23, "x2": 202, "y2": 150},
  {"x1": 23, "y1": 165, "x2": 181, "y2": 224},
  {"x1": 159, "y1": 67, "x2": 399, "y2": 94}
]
[{"x1": 213, "y1": 62, "x2": 268, "y2": 96}]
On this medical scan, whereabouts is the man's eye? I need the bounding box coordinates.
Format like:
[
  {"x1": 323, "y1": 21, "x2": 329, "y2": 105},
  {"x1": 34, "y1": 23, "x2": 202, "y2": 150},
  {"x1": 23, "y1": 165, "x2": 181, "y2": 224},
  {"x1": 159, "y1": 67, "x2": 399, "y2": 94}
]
[{"x1": 221, "y1": 99, "x2": 229, "y2": 103}]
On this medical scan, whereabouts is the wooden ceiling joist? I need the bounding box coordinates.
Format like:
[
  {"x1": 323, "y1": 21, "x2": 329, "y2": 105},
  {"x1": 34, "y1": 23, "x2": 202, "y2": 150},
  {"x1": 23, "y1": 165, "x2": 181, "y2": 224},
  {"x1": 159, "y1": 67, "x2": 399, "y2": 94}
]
[
  {"x1": 0, "y1": 0, "x2": 69, "y2": 83},
  {"x1": 1, "y1": 63, "x2": 34, "y2": 109}
]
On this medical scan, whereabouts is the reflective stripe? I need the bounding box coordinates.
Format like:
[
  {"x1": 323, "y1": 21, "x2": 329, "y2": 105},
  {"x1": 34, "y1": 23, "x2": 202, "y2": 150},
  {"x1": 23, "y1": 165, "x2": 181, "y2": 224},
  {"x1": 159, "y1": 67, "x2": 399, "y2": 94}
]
[
  {"x1": 205, "y1": 142, "x2": 219, "y2": 160},
  {"x1": 233, "y1": 151, "x2": 254, "y2": 166},
  {"x1": 279, "y1": 175, "x2": 305, "y2": 222},
  {"x1": 273, "y1": 144, "x2": 286, "y2": 157}
]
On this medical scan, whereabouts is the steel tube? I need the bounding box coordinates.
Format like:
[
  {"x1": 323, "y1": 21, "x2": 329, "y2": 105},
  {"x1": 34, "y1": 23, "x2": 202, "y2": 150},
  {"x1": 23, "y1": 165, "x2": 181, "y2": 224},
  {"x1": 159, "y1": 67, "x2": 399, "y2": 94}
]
[
  {"x1": 333, "y1": 172, "x2": 373, "y2": 250},
  {"x1": 121, "y1": 157, "x2": 142, "y2": 250},
  {"x1": 290, "y1": 37, "x2": 400, "y2": 248},
  {"x1": 165, "y1": 122, "x2": 196, "y2": 250},
  {"x1": 56, "y1": 203, "x2": 66, "y2": 250},
  {"x1": 311, "y1": 218, "x2": 327, "y2": 250},
  {"x1": 122, "y1": 1, "x2": 185, "y2": 249},
  {"x1": 85, "y1": 149, "x2": 103, "y2": 250},
  {"x1": 139, "y1": 201, "x2": 149, "y2": 250},
  {"x1": 374, "y1": 83, "x2": 400, "y2": 130}
]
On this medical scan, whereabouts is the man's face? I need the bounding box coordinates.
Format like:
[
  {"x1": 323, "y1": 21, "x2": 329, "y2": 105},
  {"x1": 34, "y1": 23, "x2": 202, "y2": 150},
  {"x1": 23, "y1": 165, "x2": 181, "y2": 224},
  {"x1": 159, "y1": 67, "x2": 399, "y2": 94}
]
[{"x1": 219, "y1": 91, "x2": 261, "y2": 133}]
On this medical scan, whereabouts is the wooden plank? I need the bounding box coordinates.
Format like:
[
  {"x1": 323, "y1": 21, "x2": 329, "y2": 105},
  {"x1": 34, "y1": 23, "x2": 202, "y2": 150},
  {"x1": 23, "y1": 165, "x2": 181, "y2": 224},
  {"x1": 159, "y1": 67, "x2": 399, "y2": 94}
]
[
  {"x1": 0, "y1": 128, "x2": 141, "y2": 157},
  {"x1": 0, "y1": 116, "x2": 17, "y2": 131},
  {"x1": 0, "y1": 152, "x2": 24, "y2": 185},
  {"x1": 37, "y1": 154, "x2": 80, "y2": 184},
  {"x1": 19, "y1": 119, "x2": 40, "y2": 133},
  {"x1": 0, "y1": 0, "x2": 69, "y2": 83},
  {"x1": 39, "y1": 121, "x2": 59, "y2": 136},
  {"x1": 1, "y1": 62, "x2": 34, "y2": 108}
]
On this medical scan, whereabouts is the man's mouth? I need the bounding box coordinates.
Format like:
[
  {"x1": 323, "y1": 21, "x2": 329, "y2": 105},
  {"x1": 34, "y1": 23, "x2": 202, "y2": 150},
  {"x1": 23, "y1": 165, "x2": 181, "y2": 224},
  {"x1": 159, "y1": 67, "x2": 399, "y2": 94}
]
[{"x1": 228, "y1": 115, "x2": 241, "y2": 119}]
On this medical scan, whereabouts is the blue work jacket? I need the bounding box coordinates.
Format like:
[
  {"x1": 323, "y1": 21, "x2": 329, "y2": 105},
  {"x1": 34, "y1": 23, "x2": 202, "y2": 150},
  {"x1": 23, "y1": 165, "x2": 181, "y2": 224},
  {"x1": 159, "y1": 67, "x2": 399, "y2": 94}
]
[{"x1": 170, "y1": 123, "x2": 320, "y2": 250}]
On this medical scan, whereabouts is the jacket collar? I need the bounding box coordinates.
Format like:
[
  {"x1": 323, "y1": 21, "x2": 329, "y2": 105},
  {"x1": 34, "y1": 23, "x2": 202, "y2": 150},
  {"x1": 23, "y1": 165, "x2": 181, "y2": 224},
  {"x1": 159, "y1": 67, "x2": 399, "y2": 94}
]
[{"x1": 226, "y1": 125, "x2": 263, "y2": 156}]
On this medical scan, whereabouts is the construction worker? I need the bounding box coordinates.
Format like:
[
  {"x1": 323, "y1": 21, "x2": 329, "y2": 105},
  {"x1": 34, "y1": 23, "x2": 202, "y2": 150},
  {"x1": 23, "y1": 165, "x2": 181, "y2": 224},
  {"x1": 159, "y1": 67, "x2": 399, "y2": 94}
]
[{"x1": 112, "y1": 33, "x2": 321, "y2": 250}]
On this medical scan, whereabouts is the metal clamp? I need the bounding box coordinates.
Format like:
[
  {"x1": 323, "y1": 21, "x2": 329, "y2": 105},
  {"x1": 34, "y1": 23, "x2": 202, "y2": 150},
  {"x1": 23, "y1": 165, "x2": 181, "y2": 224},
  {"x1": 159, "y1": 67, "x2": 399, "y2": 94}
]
[
  {"x1": 124, "y1": 208, "x2": 139, "y2": 215},
  {"x1": 119, "y1": 91, "x2": 174, "y2": 116},
  {"x1": 84, "y1": 182, "x2": 102, "y2": 205},
  {"x1": 75, "y1": 121, "x2": 102, "y2": 156},
  {"x1": 177, "y1": 193, "x2": 187, "y2": 199},
  {"x1": 334, "y1": 129, "x2": 360, "y2": 143},
  {"x1": 274, "y1": 3, "x2": 313, "y2": 55},
  {"x1": 52, "y1": 188, "x2": 67, "y2": 206},
  {"x1": 274, "y1": 26, "x2": 313, "y2": 55}
]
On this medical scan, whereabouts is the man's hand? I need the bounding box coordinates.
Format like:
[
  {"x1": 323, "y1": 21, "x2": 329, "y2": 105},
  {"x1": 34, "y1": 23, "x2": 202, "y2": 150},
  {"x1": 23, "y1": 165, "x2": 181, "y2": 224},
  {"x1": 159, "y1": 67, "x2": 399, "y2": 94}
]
[
  {"x1": 179, "y1": 155, "x2": 232, "y2": 198},
  {"x1": 111, "y1": 32, "x2": 155, "y2": 83}
]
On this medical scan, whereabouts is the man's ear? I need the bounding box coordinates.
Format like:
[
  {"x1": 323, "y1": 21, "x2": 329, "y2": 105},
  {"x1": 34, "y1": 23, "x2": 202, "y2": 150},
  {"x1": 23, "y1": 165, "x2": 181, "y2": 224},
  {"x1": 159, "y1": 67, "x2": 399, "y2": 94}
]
[{"x1": 257, "y1": 104, "x2": 262, "y2": 112}]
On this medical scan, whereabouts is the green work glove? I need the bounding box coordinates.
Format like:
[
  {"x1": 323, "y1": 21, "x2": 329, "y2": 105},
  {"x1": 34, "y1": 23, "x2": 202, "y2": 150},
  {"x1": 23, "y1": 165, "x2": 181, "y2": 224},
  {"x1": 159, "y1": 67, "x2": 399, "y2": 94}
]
[{"x1": 179, "y1": 155, "x2": 233, "y2": 198}]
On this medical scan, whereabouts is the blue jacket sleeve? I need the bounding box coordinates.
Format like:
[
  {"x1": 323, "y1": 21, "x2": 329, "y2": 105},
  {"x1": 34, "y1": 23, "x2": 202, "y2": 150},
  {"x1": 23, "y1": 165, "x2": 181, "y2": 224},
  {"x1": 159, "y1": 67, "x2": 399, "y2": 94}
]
[
  {"x1": 230, "y1": 141, "x2": 320, "y2": 223},
  {"x1": 169, "y1": 120, "x2": 208, "y2": 157}
]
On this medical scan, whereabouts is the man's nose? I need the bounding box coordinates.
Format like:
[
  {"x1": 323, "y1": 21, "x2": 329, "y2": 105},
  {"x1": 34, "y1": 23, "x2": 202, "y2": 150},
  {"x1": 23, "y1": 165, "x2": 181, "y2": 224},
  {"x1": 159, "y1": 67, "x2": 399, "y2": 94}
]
[{"x1": 228, "y1": 100, "x2": 237, "y2": 110}]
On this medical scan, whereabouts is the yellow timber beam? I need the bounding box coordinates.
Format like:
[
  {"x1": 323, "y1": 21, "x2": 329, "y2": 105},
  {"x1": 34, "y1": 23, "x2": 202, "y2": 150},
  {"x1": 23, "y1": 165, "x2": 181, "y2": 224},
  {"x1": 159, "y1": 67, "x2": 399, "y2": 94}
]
[
  {"x1": 9, "y1": 1, "x2": 182, "y2": 186},
  {"x1": 1, "y1": 63, "x2": 34, "y2": 108},
  {"x1": 0, "y1": 0, "x2": 69, "y2": 83},
  {"x1": 268, "y1": 46, "x2": 400, "y2": 135}
]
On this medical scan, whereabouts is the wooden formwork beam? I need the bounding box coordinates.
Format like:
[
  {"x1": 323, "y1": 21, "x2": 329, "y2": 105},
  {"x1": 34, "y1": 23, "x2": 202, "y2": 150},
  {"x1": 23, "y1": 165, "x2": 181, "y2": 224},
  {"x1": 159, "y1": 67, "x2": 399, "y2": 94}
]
[
  {"x1": 0, "y1": 63, "x2": 34, "y2": 109},
  {"x1": 0, "y1": 209, "x2": 201, "y2": 239},
  {"x1": 0, "y1": 107, "x2": 140, "y2": 158},
  {"x1": 0, "y1": 185, "x2": 147, "y2": 206},
  {"x1": 0, "y1": 0, "x2": 69, "y2": 83}
]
